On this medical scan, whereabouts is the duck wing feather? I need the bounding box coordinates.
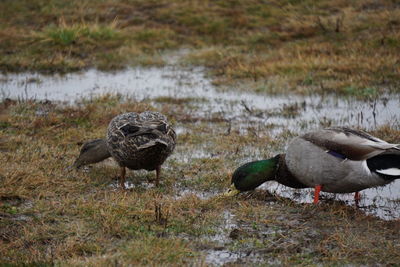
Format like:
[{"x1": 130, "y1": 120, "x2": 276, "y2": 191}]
[
  {"x1": 302, "y1": 127, "x2": 399, "y2": 161},
  {"x1": 108, "y1": 112, "x2": 176, "y2": 152}
]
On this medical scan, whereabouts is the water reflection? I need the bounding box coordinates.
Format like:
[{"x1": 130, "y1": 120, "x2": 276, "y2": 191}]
[
  {"x1": 260, "y1": 181, "x2": 400, "y2": 220},
  {"x1": 1, "y1": 67, "x2": 399, "y2": 132}
]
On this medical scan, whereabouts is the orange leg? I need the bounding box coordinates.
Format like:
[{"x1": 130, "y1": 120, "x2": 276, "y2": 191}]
[
  {"x1": 155, "y1": 166, "x2": 161, "y2": 187},
  {"x1": 119, "y1": 167, "x2": 126, "y2": 190},
  {"x1": 354, "y1": 191, "x2": 360, "y2": 205},
  {"x1": 314, "y1": 185, "x2": 322, "y2": 204}
]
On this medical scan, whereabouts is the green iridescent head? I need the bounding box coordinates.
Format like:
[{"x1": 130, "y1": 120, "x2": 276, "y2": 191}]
[{"x1": 225, "y1": 155, "x2": 280, "y2": 196}]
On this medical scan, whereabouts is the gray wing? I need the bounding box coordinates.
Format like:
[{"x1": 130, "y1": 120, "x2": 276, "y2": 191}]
[{"x1": 302, "y1": 127, "x2": 399, "y2": 160}]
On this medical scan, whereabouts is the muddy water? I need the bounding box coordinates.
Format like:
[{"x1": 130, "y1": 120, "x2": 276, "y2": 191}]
[
  {"x1": 2, "y1": 67, "x2": 399, "y2": 132},
  {"x1": 204, "y1": 211, "x2": 250, "y2": 265},
  {"x1": 1, "y1": 67, "x2": 400, "y2": 221}
]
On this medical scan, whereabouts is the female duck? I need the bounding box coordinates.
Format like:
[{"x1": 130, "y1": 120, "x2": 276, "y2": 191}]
[
  {"x1": 73, "y1": 111, "x2": 176, "y2": 189},
  {"x1": 226, "y1": 127, "x2": 400, "y2": 203}
]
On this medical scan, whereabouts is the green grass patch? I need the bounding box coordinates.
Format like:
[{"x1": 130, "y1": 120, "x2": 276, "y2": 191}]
[
  {"x1": 39, "y1": 20, "x2": 121, "y2": 46},
  {"x1": 343, "y1": 86, "x2": 378, "y2": 98}
]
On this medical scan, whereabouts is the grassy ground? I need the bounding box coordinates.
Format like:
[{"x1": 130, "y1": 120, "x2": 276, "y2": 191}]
[
  {"x1": 1, "y1": 96, "x2": 399, "y2": 265},
  {"x1": 1, "y1": 0, "x2": 400, "y2": 95}
]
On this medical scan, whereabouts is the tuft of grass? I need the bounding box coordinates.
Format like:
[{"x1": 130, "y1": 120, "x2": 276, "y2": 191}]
[
  {"x1": 46, "y1": 27, "x2": 77, "y2": 46},
  {"x1": 343, "y1": 86, "x2": 378, "y2": 98},
  {"x1": 153, "y1": 96, "x2": 207, "y2": 105},
  {"x1": 132, "y1": 28, "x2": 178, "y2": 50},
  {"x1": 43, "y1": 23, "x2": 120, "y2": 46}
]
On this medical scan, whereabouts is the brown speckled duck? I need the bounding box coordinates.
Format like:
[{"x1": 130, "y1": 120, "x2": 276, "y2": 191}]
[
  {"x1": 73, "y1": 111, "x2": 176, "y2": 189},
  {"x1": 226, "y1": 127, "x2": 400, "y2": 203}
]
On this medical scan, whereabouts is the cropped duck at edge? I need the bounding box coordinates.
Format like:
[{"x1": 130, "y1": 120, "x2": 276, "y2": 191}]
[
  {"x1": 73, "y1": 111, "x2": 176, "y2": 189},
  {"x1": 226, "y1": 127, "x2": 400, "y2": 203}
]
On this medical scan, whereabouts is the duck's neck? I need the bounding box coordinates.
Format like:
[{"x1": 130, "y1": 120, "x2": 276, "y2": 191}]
[
  {"x1": 232, "y1": 155, "x2": 280, "y2": 192},
  {"x1": 274, "y1": 154, "x2": 308, "y2": 189}
]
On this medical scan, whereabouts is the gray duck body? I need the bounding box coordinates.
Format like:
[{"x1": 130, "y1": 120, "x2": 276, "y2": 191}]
[
  {"x1": 285, "y1": 127, "x2": 400, "y2": 193},
  {"x1": 106, "y1": 111, "x2": 176, "y2": 171}
]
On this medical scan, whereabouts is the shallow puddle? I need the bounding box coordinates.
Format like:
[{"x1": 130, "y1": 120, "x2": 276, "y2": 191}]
[
  {"x1": 203, "y1": 211, "x2": 258, "y2": 265},
  {"x1": 202, "y1": 210, "x2": 285, "y2": 265},
  {"x1": 173, "y1": 188, "x2": 217, "y2": 200},
  {"x1": 1, "y1": 67, "x2": 400, "y2": 220},
  {"x1": 2, "y1": 67, "x2": 399, "y2": 132},
  {"x1": 261, "y1": 182, "x2": 400, "y2": 220}
]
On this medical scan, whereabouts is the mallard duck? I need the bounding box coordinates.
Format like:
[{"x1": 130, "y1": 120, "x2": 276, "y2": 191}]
[
  {"x1": 226, "y1": 127, "x2": 400, "y2": 203},
  {"x1": 73, "y1": 111, "x2": 176, "y2": 189}
]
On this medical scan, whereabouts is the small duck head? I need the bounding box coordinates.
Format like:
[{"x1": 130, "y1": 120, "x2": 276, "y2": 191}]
[
  {"x1": 72, "y1": 139, "x2": 111, "y2": 169},
  {"x1": 224, "y1": 155, "x2": 281, "y2": 197}
]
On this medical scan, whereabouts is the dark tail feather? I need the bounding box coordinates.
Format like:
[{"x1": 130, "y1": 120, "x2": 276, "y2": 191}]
[{"x1": 367, "y1": 154, "x2": 400, "y2": 180}]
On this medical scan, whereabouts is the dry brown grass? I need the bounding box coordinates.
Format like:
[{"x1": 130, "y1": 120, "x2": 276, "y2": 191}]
[{"x1": 1, "y1": 96, "x2": 399, "y2": 265}]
